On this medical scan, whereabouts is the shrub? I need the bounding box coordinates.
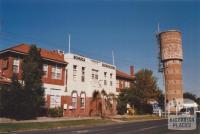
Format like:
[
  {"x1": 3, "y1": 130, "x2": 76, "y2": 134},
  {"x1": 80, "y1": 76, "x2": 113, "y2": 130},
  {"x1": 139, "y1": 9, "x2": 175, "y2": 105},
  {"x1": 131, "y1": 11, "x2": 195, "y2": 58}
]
[
  {"x1": 117, "y1": 101, "x2": 127, "y2": 115},
  {"x1": 48, "y1": 107, "x2": 63, "y2": 117},
  {"x1": 143, "y1": 104, "x2": 153, "y2": 114}
]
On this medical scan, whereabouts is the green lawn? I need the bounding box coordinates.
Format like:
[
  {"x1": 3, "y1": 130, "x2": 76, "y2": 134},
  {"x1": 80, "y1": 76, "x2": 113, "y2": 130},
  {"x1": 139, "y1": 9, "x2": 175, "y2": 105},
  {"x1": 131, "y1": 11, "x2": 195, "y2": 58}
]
[
  {"x1": 118, "y1": 115, "x2": 162, "y2": 121},
  {"x1": 0, "y1": 115, "x2": 163, "y2": 133},
  {"x1": 0, "y1": 119, "x2": 113, "y2": 133}
]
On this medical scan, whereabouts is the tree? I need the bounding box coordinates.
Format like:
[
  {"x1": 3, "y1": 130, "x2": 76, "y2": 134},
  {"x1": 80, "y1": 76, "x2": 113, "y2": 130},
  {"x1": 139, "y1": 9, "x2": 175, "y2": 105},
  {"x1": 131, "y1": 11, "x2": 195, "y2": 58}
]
[
  {"x1": 184, "y1": 92, "x2": 200, "y2": 109},
  {"x1": 21, "y1": 45, "x2": 45, "y2": 119},
  {"x1": 0, "y1": 45, "x2": 45, "y2": 119},
  {"x1": 117, "y1": 88, "x2": 130, "y2": 115},
  {"x1": 196, "y1": 98, "x2": 200, "y2": 110},
  {"x1": 0, "y1": 74, "x2": 23, "y2": 119},
  {"x1": 157, "y1": 93, "x2": 165, "y2": 110},
  {"x1": 134, "y1": 69, "x2": 161, "y2": 103},
  {"x1": 196, "y1": 98, "x2": 200, "y2": 105},
  {"x1": 184, "y1": 92, "x2": 197, "y2": 102},
  {"x1": 117, "y1": 69, "x2": 162, "y2": 115}
]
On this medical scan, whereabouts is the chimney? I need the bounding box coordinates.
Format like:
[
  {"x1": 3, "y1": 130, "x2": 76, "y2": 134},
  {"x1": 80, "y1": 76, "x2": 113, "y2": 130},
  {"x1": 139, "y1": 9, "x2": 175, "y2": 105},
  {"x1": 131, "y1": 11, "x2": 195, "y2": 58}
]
[{"x1": 130, "y1": 66, "x2": 134, "y2": 77}]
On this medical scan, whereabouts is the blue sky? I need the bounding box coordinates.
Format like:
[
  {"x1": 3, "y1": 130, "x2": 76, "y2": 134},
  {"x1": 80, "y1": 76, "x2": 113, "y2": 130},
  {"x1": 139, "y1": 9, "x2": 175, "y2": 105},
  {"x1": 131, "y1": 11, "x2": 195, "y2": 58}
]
[{"x1": 0, "y1": 0, "x2": 200, "y2": 96}]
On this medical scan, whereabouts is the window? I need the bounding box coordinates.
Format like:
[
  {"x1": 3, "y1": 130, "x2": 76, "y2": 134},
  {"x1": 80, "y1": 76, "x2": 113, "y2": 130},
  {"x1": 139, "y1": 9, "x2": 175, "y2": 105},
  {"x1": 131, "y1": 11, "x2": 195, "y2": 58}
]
[
  {"x1": 110, "y1": 73, "x2": 113, "y2": 78},
  {"x1": 104, "y1": 80, "x2": 107, "y2": 85},
  {"x1": 92, "y1": 69, "x2": 98, "y2": 80},
  {"x1": 104, "y1": 72, "x2": 107, "y2": 78},
  {"x1": 119, "y1": 81, "x2": 123, "y2": 88},
  {"x1": 13, "y1": 58, "x2": 20, "y2": 73},
  {"x1": 95, "y1": 73, "x2": 98, "y2": 80},
  {"x1": 125, "y1": 81, "x2": 130, "y2": 88},
  {"x1": 57, "y1": 67, "x2": 62, "y2": 79},
  {"x1": 81, "y1": 67, "x2": 85, "y2": 82},
  {"x1": 43, "y1": 64, "x2": 48, "y2": 77},
  {"x1": 127, "y1": 82, "x2": 130, "y2": 88},
  {"x1": 92, "y1": 73, "x2": 94, "y2": 79},
  {"x1": 72, "y1": 92, "x2": 77, "y2": 109},
  {"x1": 80, "y1": 93, "x2": 85, "y2": 109},
  {"x1": 116, "y1": 80, "x2": 119, "y2": 88},
  {"x1": 2, "y1": 58, "x2": 8, "y2": 69},
  {"x1": 50, "y1": 88, "x2": 61, "y2": 108},
  {"x1": 50, "y1": 95, "x2": 61, "y2": 108},
  {"x1": 65, "y1": 69, "x2": 68, "y2": 92},
  {"x1": 104, "y1": 72, "x2": 107, "y2": 85},
  {"x1": 110, "y1": 81, "x2": 112, "y2": 86},
  {"x1": 73, "y1": 65, "x2": 77, "y2": 80},
  {"x1": 52, "y1": 66, "x2": 62, "y2": 79}
]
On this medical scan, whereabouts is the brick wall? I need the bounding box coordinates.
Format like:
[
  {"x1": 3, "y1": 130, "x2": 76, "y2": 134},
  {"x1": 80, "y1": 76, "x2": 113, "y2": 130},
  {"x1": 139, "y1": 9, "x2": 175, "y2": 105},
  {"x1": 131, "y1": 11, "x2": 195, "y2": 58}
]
[{"x1": 0, "y1": 53, "x2": 65, "y2": 86}]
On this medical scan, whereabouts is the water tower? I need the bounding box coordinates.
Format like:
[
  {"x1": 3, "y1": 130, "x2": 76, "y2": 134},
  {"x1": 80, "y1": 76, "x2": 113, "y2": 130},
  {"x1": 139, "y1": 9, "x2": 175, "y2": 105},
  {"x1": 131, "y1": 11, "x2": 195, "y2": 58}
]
[{"x1": 156, "y1": 30, "x2": 184, "y2": 110}]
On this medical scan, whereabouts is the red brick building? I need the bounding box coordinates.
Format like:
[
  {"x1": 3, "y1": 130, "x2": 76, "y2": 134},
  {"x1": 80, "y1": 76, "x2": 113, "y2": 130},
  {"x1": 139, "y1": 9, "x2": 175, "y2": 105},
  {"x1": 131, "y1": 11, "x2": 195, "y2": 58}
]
[
  {"x1": 0, "y1": 44, "x2": 67, "y2": 110},
  {"x1": 0, "y1": 44, "x2": 117, "y2": 117},
  {"x1": 116, "y1": 66, "x2": 135, "y2": 92}
]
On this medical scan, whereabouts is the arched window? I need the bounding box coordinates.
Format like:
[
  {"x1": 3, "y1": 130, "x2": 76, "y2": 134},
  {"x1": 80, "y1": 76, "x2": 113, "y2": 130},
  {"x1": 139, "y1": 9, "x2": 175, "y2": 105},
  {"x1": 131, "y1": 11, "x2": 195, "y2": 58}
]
[
  {"x1": 80, "y1": 92, "x2": 86, "y2": 109},
  {"x1": 72, "y1": 91, "x2": 77, "y2": 109}
]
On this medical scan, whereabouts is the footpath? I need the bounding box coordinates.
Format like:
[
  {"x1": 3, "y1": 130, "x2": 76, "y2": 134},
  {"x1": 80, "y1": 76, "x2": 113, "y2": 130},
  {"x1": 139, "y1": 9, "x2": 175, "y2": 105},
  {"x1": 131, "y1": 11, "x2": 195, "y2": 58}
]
[{"x1": 0, "y1": 116, "x2": 101, "y2": 124}]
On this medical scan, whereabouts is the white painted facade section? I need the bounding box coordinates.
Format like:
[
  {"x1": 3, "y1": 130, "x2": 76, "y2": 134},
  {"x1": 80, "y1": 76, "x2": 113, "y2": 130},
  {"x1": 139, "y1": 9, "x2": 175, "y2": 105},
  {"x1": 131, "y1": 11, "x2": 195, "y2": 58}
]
[
  {"x1": 43, "y1": 83, "x2": 66, "y2": 108},
  {"x1": 43, "y1": 83, "x2": 66, "y2": 96},
  {"x1": 64, "y1": 53, "x2": 117, "y2": 98}
]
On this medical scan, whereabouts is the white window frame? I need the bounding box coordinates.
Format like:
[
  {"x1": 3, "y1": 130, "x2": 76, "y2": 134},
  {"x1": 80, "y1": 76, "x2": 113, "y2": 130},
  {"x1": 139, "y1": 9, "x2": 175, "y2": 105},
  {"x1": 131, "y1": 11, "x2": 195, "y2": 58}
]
[
  {"x1": 80, "y1": 93, "x2": 86, "y2": 109},
  {"x1": 13, "y1": 58, "x2": 20, "y2": 73},
  {"x1": 50, "y1": 88, "x2": 61, "y2": 108},
  {"x1": 92, "y1": 69, "x2": 98, "y2": 80},
  {"x1": 73, "y1": 65, "x2": 77, "y2": 80},
  {"x1": 104, "y1": 80, "x2": 107, "y2": 86},
  {"x1": 104, "y1": 72, "x2": 107, "y2": 78},
  {"x1": 81, "y1": 67, "x2": 85, "y2": 82},
  {"x1": 72, "y1": 92, "x2": 77, "y2": 109},
  {"x1": 51, "y1": 66, "x2": 62, "y2": 79},
  {"x1": 110, "y1": 81, "x2": 113, "y2": 86},
  {"x1": 43, "y1": 64, "x2": 48, "y2": 77}
]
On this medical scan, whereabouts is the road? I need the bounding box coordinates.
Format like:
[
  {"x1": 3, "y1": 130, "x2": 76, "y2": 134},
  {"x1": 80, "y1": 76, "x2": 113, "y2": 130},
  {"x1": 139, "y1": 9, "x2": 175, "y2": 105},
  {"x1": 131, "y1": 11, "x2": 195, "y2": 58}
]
[{"x1": 13, "y1": 119, "x2": 200, "y2": 134}]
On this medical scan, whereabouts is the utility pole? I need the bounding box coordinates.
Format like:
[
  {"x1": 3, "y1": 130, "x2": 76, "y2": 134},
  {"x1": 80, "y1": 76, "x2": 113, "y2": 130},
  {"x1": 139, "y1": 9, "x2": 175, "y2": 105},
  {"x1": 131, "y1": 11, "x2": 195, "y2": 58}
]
[
  {"x1": 112, "y1": 50, "x2": 115, "y2": 66},
  {"x1": 68, "y1": 34, "x2": 71, "y2": 54},
  {"x1": 157, "y1": 23, "x2": 160, "y2": 33}
]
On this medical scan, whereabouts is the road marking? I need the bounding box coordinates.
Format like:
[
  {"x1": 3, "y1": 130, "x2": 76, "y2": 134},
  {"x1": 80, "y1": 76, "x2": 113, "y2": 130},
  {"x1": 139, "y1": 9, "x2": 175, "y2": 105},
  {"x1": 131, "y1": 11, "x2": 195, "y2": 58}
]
[
  {"x1": 73, "y1": 130, "x2": 89, "y2": 133},
  {"x1": 73, "y1": 128, "x2": 105, "y2": 133},
  {"x1": 141, "y1": 126, "x2": 158, "y2": 130}
]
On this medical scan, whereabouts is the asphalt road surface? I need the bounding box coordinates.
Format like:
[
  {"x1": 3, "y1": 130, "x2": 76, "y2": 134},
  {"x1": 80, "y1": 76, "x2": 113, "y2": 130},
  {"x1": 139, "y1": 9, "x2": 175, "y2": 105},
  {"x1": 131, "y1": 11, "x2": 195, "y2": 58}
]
[{"x1": 12, "y1": 119, "x2": 200, "y2": 134}]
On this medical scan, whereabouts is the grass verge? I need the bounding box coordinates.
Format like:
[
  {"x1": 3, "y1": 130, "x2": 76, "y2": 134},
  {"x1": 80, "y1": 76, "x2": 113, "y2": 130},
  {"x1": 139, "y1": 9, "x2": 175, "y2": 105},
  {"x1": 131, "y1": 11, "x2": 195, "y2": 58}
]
[
  {"x1": 0, "y1": 119, "x2": 113, "y2": 133},
  {"x1": 117, "y1": 115, "x2": 162, "y2": 121}
]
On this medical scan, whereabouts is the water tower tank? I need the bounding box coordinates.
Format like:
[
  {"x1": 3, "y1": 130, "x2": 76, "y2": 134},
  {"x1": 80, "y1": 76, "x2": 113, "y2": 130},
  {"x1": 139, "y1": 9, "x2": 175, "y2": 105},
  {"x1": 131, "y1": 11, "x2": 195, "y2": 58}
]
[{"x1": 158, "y1": 30, "x2": 184, "y2": 108}]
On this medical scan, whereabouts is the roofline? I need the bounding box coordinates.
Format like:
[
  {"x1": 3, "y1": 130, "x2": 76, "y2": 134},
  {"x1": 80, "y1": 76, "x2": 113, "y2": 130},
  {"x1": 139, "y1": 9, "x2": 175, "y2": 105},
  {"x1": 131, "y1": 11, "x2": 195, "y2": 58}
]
[
  {"x1": 66, "y1": 53, "x2": 116, "y2": 68},
  {"x1": 0, "y1": 49, "x2": 67, "y2": 65},
  {"x1": 116, "y1": 75, "x2": 134, "y2": 80},
  {"x1": 158, "y1": 29, "x2": 181, "y2": 35},
  {"x1": 116, "y1": 69, "x2": 134, "y2": 80},
  {"x1": 0, "y1": 44, "x2": 25, "y2": 53}
]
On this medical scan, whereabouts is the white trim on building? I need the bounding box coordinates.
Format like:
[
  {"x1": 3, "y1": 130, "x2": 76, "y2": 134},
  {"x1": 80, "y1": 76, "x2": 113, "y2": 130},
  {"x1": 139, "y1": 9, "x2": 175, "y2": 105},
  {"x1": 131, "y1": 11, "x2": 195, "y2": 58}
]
[{"x1": 64, "y1": 53, "x2": 117, "y2": 98}]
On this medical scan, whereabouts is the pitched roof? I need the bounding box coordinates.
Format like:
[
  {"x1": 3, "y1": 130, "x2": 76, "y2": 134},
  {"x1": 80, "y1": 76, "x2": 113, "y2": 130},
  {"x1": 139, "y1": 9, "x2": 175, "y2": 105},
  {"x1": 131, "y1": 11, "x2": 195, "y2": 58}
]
[
  {"x1": 116, "y1": 69, "x2": 134, "y2": 80},
  {"x1": 1, "y1": 44, "x2": 67, "y2": 64}
]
